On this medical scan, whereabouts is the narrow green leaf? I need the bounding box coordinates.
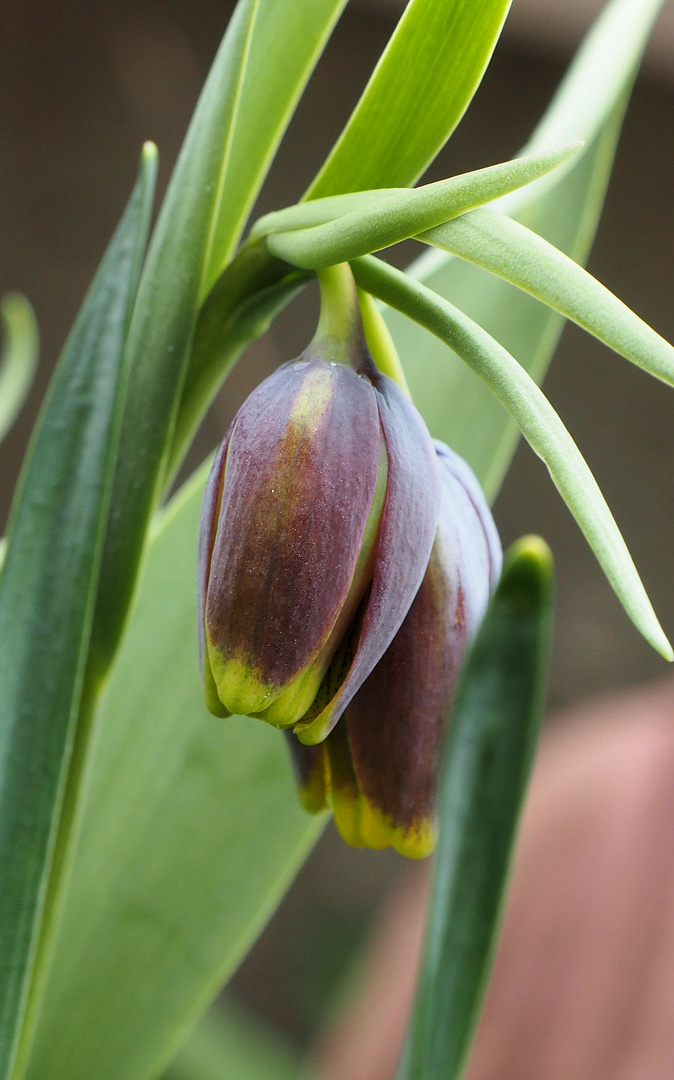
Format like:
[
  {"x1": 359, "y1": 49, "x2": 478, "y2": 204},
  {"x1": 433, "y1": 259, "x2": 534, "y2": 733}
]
[
  {"x1": 353, "y1": 255, "x2": 672, "y2": 660},
  {"x1": 199, "y1": 0, "x2": 348, "y2": 289},
  {"x1": 0, "y1": 295, "x2": 38, "y2": 445},
  {"x1": 162, "y1": 1000, "x2": 314, "y2": 1080},
  {"x1": 388, "y1": 104, "x2": 626, "y2": 499},
  {"x1": 506, "y1": 0, "x2": 668, "y2": 209},
  {"x1": 307, "y1": 0, "x2": 513, "y2": 197},
  {"x1": 398, "y1": 537, "x2": 554, "y2": 1080},
  {"x1": 385, "y1": 0, "x2": 666, "y2": 498},
  {"x1": 0, "y1": 146, "x2": 157, "y2": 1080},
  {"x1": 91, "y1": 0, "x2": 347, "y2": 678},
  {"x1": 266, "y1": 145, "x2": 580, "y2": 269},
  {"x1": 25, "y1": 462, "x2": 325, "y2": 1080},
  {"x1": 421, "y1": 207, "x2": 674, "y2": 387}
]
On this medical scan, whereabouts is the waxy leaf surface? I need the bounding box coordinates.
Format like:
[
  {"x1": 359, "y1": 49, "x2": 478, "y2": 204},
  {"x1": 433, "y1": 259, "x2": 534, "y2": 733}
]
[
  {"x1": 0, "y1": 147, "x2": 156, "y2": 1080},
  {"x1": 398, "y1": 538, "x2": 553, "y2": 1080}
]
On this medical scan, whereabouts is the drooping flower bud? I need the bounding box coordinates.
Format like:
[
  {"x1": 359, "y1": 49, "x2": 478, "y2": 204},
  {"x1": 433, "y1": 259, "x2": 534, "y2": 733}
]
[
  {"x1": 286, "y1": 440, "x2": 502, "y2": 858},
  {"x1": 198, "y1": 265, "x2": 441, "y2": 736}
]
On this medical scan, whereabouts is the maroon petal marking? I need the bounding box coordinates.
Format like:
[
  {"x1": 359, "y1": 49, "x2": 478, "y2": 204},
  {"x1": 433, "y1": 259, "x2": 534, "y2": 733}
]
[
  {"x1": 296, "y1": 374, "x2": 442, "y2": 745},
  {"x1": 205, "y1": 357, "x2": 382, "y2": 695}
]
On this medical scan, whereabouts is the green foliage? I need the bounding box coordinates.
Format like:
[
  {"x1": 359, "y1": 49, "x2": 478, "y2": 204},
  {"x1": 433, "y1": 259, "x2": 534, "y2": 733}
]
[
  {"x1": 0, "y1": 296, "x2": 38, "y2": 446},
  {"x1": 389, "y1": 0, "x2": 667, "y2": 499},
  {"x1": 91, "y1": 0, "x2": 348, "y2": 677},
  {"x1": 353, "y1": 254, "x2": 672, "y2": 660},
  {"x1": 265, "y1": 145, "x2": 580, "y2": 268},
  {"x1": 0, "y1": 0, "x2": 671, "y2": 1078},
  {"x1": 398, "y1": 538, "x2": 554, "y2": 1080},
  {"x1": 307, "y1": 0, "x2": 513, "y2": 195},
  {"x1": 162, "y1": 999, "x2": 314, "y2": 1080},
  {"x1": 421, "y1": 207, "x2": 674, "y2": 388},
  {"x1": 23, "y1": 463, "x2": 323, "y2": 1080},
  {"x1": 0, "y1": 146, "x2": 157, "y2": 1080}
]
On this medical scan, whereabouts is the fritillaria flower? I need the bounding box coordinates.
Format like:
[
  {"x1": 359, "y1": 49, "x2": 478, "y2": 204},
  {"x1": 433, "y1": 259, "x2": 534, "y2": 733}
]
[
  {"x1": 286, "y1": 440, "x2": 502, "y2": 857},
  {"x1": 198, "y1": 265, "x2": 501, "y2": 855}
]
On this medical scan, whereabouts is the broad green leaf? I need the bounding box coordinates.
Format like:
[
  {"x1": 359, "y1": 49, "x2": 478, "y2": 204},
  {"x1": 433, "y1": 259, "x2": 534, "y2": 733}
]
[
  {"x1": 91, "y1": 0, "x2": 347, "y2": 677},
  {"x1": 384, "y1": 0, "x2": 667, "y2": 499},
  {"x1": 0, "y1": 295, "x2": 38, "y2": 445},
  {"x1": 353, "y1": 254, "x2": 672, "y2": 661},
  {"x1": 307, "y1": 0, "x2": 513, "y2": 197},
  {"x1": 398, "y1": 538, "x2": 554, "y2": 1080},
  {"x1": 266, "y1": 145, "x2": 580, "y2": 269},
  {"x1": 26, "y1": 462, "x2": 324, "y2": 1080},
  {"x1": 0, "y1": 146, "x2": 156, "y2": 1080},
  {"x1": 421, "y1": 207, "x2": 674, "y2": 386},
  {"x1": 162, "y1": 1000, "x2": 314, "y2": 1080}
]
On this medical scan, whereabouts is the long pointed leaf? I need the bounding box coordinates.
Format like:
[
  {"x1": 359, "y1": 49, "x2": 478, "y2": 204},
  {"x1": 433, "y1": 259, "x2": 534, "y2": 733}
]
[
  {"x1": 25, "y1": 462, "x2": 324, "y2": 1080},
  {"x1": 421, "y1": 207, "x2": 674, "y2": 387},
  {"x1": 266, "y1": 145, "x2": 579, "y2": 269},
  {"x1": 398, "y1": 538, "x2": 554, "y2": 1080},
  {"x1": 353, "y1": 255, "x2": 672, "y2": 660},
  {"x1": 385, "y1": 0, "x2": 666, "y2": 497},
  {"x1": 0, "y1": 145, "x2": 157, "y2": 1080},
  {"x1": 0, "y1": 296, "x2": 38, "y2": 445},
  {"x1": 307, "y1": 0, "x2": 513, "y2": 197},
  {"x1": 91, "y1": 0, "x2": 347, "y2": 677}
]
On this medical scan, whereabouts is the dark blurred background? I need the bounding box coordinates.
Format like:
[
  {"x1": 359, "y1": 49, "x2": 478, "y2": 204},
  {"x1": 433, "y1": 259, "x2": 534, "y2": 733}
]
[{"x1": 1, "y1": 0, "x2": 673, "y2": 1054}]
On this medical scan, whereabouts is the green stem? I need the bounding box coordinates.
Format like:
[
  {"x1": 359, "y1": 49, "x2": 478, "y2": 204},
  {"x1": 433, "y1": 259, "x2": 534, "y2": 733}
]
[
  {"x1": 313, "y1": 263, "x2": 361, "y2": 364},
  {"x1": 357, "y1": 288, "x2": 411, "y2": 397}
]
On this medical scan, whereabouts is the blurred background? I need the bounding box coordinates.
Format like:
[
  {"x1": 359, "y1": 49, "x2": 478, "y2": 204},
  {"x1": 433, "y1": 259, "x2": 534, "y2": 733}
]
[{"x1": 1, "y1": 0, "x2": 673, "y2": 1068}]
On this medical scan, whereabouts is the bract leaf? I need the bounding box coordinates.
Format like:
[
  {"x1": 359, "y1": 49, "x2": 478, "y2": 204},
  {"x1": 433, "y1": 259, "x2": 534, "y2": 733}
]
[
  {"x1": 421, "y1": 207, "x2": 674, "y2": 387},
  {"x1": 266, "y1": 145, "x2": 580, "y2": 269},
  {"x1": 353, "y1": 254, "x2": 672, "y2": 661},
  {"x1": 0, "y1": 145, "x2": 156, "y2": 1080},
  {"x1": 398, "y1": 538, "x2": 553, "y2": 1080},
  {"x1": 0, "y1": 295, "x2": 38, "y2": 445}
]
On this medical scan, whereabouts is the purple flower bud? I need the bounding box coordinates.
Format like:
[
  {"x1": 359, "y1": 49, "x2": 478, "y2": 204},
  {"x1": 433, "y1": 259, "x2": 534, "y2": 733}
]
[
  {"x1": 198, "y1": 338, "x2": 441, "y2": 735},
  {"x1": 286, "y1": 440, "x2": 502, "y2": 857}
]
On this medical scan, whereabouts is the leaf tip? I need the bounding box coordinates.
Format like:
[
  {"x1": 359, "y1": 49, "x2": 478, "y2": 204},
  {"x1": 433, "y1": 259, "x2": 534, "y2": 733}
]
[
  {"x1": 499, "y1": 534, "x2": 554, "y2": 612},
  {"x1": 141, "y1": 140, "x2": 159, "y2": 164}
]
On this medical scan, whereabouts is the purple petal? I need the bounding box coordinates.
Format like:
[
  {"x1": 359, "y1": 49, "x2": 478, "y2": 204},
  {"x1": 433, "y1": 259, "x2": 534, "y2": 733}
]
[
  {"x1": 205, "y1": 358, "x2": 382, "y2": 696},
  {"x1": 296, "y1": 373, "x2": 441, "y2": 744},
  {"x1": 330, "y1": 442, "x2": 503, "y2": 855}
]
